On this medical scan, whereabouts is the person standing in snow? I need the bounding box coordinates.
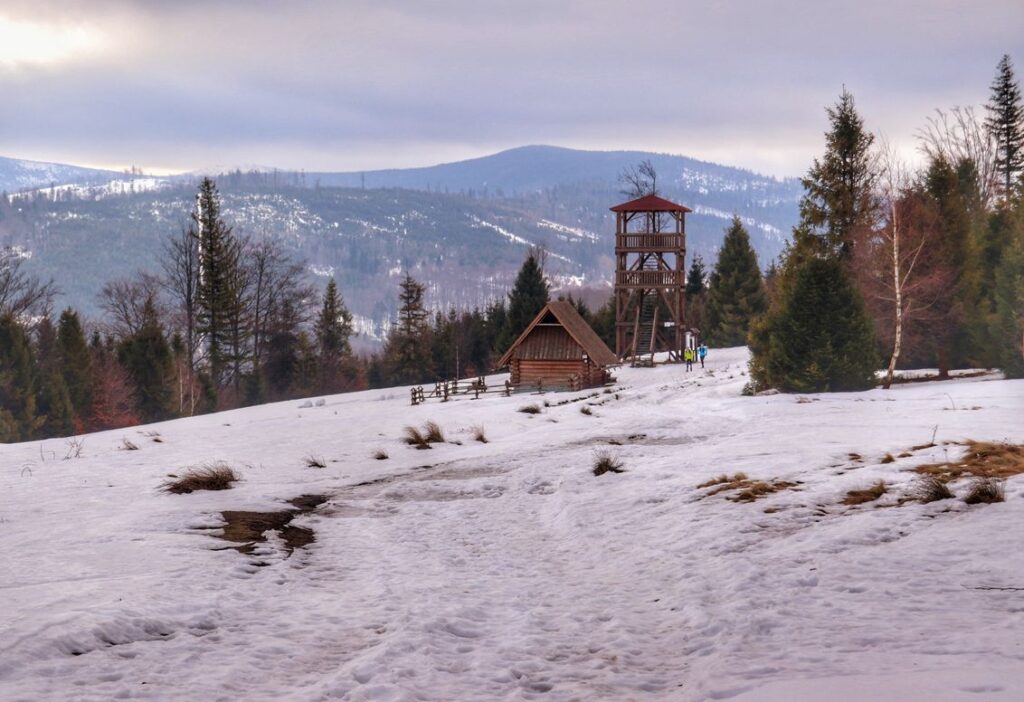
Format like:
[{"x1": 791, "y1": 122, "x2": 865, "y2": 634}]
[
  {"x1": 684, "y1": 347, "x2": 694, "y2": 371},
  {"x1": 698, "y1": 343, "x2": 708, "y2": 369}
]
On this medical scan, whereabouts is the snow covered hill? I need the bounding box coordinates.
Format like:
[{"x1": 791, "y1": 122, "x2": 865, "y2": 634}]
[
  {"x1": 1, "y1": 348, "x2": 1022, "y2": 701},
  {"x1": 0, "y1": 156, "x2": 121, "y2": 192}
]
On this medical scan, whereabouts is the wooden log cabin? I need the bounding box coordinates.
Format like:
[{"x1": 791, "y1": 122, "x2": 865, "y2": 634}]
[{"x1": 497, "y1": 301, "x2": 619, "y2": 390}]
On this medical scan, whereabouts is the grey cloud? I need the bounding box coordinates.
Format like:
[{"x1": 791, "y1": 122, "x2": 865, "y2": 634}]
[{"x1": 0, "y1": 1, "x2": 1021, "y2": 176}]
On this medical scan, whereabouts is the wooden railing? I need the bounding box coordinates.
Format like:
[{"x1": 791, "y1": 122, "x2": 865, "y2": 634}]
[
  {"x1": 615, "y1": 234, "x2": 685, "y2": 251},
  {"x1": 616, "y1": 270, "x2": 684, "y2": 287}
]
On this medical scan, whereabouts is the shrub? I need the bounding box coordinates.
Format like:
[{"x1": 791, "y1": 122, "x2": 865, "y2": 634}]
[
  {"x1": 580, "y1": 406, "x2": 593, "y2": 416},
  {"x1": 373, "y1": 449, "x2": 389, "y2": 460},
  {"x1": 518, "y1": 404, "x2": 541, "y2": 414},
  {"x1": 912, "y1": 476, "x2": 954, "y2": 503},
  {"x1": 592, "y1": 451, "x2": 625, "y2": 476},
  {"x1": 162, "y1": 463, "x2": 239, "y2": 494},
  {"x1": 842, "y1": 480, "x2": 888, "y2": 505},
  {"x1": 471, "y1": 425, "x2": 488, "y2": 443},
  {"x1": 880, "y1": 453, "x2": 895, "y2": 464},
  {"x1": 304, "y1": 454, "x2": 327, "y2": 468},
  {"x1": 963, "y1": 478, "x2": 1005, "y2": 505},
  {"x1": 423, "y1": 421, "x2": 445, "y2": 443}
]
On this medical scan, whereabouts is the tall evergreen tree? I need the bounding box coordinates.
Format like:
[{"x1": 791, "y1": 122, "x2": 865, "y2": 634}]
[
  {"x1": 119, "y1": 298, "x2": 174, "y2": 422},
  {"x1": 985, "y1": 55, "x2": 1024, "y2": 199},
  {"x1": 498, "y1": 250, "x2": 550, "y2": 352},
  {"x1": 686, "y1": 255, "x2": 707, "y2": 297},
  {"x1": 0, "y1": 315, "x2": 42, "y2": 441},
  {"x1": 705, "y1": 218, "x2": 768, "y2": 346},
  {"x1": 311, "y1": 278, "x2": 356, "y2": 390},
  {"x1": 384, "y1": 273, "x2": 432, "y2": 384},
  {"x1": 56, "y1": 308, "x2": 93, "y2": 420},
  {"x1": 194, "y1": 178, "x2": 243, "y2": 388},
  {"x1": 796, "y1": 89, "x2": 876, "y2": 259},
  {"x1": 750, "y1": 257, "x2": 878, "y2": 392},
  {"x1": 992, "y1": 201, "x2": 1024, "y2": 377},
  {"x1": 34, "y1": 316, "x2": 75, "y2": 438}
]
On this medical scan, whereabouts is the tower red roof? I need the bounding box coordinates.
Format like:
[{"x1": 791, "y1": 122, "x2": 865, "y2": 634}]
[{"x1": 609, "y1": 194, "x2": 692, "y2": 213}]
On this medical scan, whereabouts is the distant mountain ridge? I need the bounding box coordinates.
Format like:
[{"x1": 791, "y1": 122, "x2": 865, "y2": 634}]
[
  {"x1": 0, "y1": 146, "x2": 802, "y2": 329},
  {"x1": 0, "y1": 156, "x2": 122, "y2": 193}
]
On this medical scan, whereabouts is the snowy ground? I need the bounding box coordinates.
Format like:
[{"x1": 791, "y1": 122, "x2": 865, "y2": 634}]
[{"x1": 1, "y1": 347, "x2": 1022, "y2": 702}]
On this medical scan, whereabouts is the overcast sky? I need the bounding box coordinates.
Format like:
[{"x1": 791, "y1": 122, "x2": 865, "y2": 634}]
[{"x1": 0, "y1": 1, "x2": 1021, "y2": 178}]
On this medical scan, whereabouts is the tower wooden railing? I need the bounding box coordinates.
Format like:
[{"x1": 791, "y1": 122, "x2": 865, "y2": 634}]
[
  {"x1": 615, "y1": 270, "x2": 685, "y2": 287},
  {"x1": 615, "y1": 234, "x2": 685, "y2": 252}
]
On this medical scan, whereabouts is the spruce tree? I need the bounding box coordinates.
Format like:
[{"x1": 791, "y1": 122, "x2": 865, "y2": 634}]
[
  {"x1": 34, "y1": 316, "x2": 75, "y2": 438},
  {"x1": 985, "y1": 55, "x2": 1024, "y2": 199},
  {"x1": 119, "y1": 298, "x2": 174, "y2": 422},
  {"x1": 56, "y1": 308, "x2": 93, "y2": 419},
  {"x1": 194, "y1": 178, "x2": 243, "y2": 388},
  {"x1": 0, "y1": 315, "x2": 42, "y2": 441},
  {"x1": 797, "y1": 89, "x2": 876, "y2": 259},
  {"x1": 384, "y1": 273, "x2": 432, "y2": 384},
  {"x1": 686, "y1": 255, "x2": 707, "y2": 297},
  {"x1": 750, "y1": 257, "x2": 878, "y2": 392},
  {"x1": 992, "y1": 203, "x2": 1024, "y2": 377},
  {"x1": 498, "y1": 250, "x2": 550, "y2": 351},
  {"x1": 705, "y1": 218, "x2": 768, "y2": 346},
  {"x1": 314, "y1": 278, "x2": 354, "y2": 389}
]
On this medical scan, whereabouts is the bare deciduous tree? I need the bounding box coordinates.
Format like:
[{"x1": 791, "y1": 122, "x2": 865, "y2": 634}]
[
  {"x1": 161, "y1": 224, "x2": 202, "y2": 414},
  {"x1": 0, "y1": 247, "x2": 57, "y2": 319},
  {"x1": 917, "y1": 106, "x2": 998, "y2": 210},
  {"x1": 97, "y1": 272, "x2": 164, "y2": 338}
]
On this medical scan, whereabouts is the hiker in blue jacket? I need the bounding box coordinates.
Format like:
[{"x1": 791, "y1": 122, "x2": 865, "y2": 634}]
[{"x1": 697, "y1": 343, "x2": 708, "y2": 369}]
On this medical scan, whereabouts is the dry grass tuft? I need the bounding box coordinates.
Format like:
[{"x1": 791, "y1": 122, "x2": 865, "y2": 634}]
[
  {"x1": 402, "y1": 426, "x2": 431, "y2": 450},
  {"x1": 580, "y1": 406, "x2": 593, "y2": 416},
  {"x1": 842, "y1": 480, "x2": 888, "y2": 506},
  {"x1": 423, "y1": 421, "x2": 445, "y2": 444},
  {"x1": 963, "y1": 478, "x2": 1006, "y2": 505},
  {"x1": 592, "y1": 451, "x2": 625, "y2": 476},
  {"x1": 912, "y1": 476, "x2": 954, "y2": 503},
  {"x1": 913, "y1": 441, "x2": 1024, "y2": 483},
  {"x1": 697, "y1": 472, "x2": 748, "y2": 489},
  {"x1": 471, "y1": 425, "x2": 488, "y2": 443},
  {"x1": 518, "y1": 404, "x2": 542, "y2": 415},
  {"x1": 373, "y1": 449, "x2": 389, "y2": 460},
  {"x1": 304, "y1": 454, "x2": 327, "y2": 468},
  {"x1": 162, "y1": 463, "x2": 239, "y2": 494},
  {"x1": 120, "y1": 438, "x2": 139, "y2": 451},
  {"x1": 697, "y1": 472, "x2": 797, "y2": 502},
  {"x1": 880, "y1": 453, "x2": 896, "y2": 464},
  {"x1": 730, "y1": 480, "x2": 799, "y2": 503}
]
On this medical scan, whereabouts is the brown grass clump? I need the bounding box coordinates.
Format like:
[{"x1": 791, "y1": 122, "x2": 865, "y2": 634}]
[
  {"x1": 518, "y1": 404, "x2": 542, "y2": 415},
  {"x1": 402, "y1": 426, "x2": 431, "y2": 450},
  {"x1": 471, "y1": 425, "x2": 488, "y2": 443},
  {"x1": 423, "y1": 421, "x2": 445, "y2": 444},
  {"x1": 162, "y1": 463, "x2": 239, "y2": 494},
  {"x1": 842, "y1": 480, "x2": 888, "y2": 506},
  {"x1": 730, "y1": 480, "x2": 799, "y2": 503},
  {"x1": 880, "y1": 453, "x2": 895, "y2": 464},
  {"x1": 696, "y1": 472, "x2": 798, "y2": 502},
  {"x1": 963, "y1": 478, "x2": 1006, "y2": 505},
  {"x1": 373, "y1": 449, "x2": 389, "y2": 460},
  {"x1": 913, "y1": 441, "x2": 1024, "y2": 483},
  {"x1": 592, "y1": 451, "x2": 625, "y2": 476},
  {"x1": 304, "y1": 454, "x2": 327, "y2": 468},
  {"x1": 120, "y1": 438, "x2": 139, "y2": 451},
  {"x1": 912, "y1": 476, "x2": 954, "y2": 503},
  {"x1": 697, "y1": 472, "x2": 748, "y2": 489},
  {"x1": 580, "y1": 406, "x2": 593, "y2": 416}
]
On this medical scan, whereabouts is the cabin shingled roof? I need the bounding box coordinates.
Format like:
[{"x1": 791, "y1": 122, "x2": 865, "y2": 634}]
[{"x1": 497, "y1": 301, "x2": 619, "y2": 368}]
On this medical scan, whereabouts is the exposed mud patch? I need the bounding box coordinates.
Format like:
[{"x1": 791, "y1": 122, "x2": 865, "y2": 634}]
[{"x1": 216, "y1": 494, "x2": 326, "y2": 556}]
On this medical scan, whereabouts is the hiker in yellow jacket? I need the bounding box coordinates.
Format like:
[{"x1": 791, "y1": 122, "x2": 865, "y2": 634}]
[{"x1": 684, "y1": 347, "x2": 695, "y2": 371}]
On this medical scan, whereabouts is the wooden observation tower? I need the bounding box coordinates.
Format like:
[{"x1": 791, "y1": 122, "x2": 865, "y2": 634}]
[{"x1": 612, "y1": 194, "x2": 692, "y2": 364}]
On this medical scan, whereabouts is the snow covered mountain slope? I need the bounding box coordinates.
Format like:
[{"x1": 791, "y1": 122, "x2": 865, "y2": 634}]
[
  {"x1": 0, "y1": 156, "x2": 122, "y2": 192},
  {"x1": 1, "y1": 348, "x2": 1022, "y2": 701}
]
